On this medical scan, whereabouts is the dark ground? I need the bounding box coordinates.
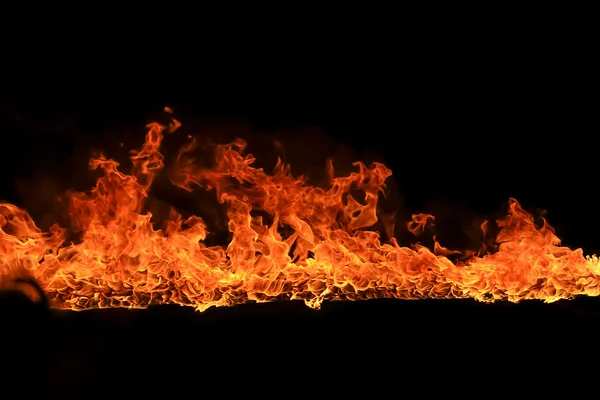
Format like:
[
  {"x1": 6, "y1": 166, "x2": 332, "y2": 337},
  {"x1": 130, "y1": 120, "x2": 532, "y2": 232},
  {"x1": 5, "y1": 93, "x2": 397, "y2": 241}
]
[
  {"x1": 3, "y1": 295, "x2": 600, "y2": 398},
  {"x1": 0, "y1": 21, "x2": 597, "y2": 398}
]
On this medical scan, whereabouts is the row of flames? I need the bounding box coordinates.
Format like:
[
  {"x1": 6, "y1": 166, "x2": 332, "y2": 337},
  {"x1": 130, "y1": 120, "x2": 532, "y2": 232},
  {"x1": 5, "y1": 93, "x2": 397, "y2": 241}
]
[{"x1": 1, "y1": 109, "x2": 600, "y2": 311}]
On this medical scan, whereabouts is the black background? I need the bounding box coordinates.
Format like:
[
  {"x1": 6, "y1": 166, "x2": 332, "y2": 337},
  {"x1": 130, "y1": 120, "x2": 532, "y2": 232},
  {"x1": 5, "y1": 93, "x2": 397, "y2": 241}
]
[{"x1": 0, "y1": 16, "x2": 597, "y2": 398}]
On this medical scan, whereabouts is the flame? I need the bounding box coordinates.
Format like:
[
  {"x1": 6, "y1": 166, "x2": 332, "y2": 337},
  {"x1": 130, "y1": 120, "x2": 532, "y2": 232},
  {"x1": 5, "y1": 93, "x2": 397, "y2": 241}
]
[{"x1": 1, "y1": 109, "x2": 600, "y2": 312}]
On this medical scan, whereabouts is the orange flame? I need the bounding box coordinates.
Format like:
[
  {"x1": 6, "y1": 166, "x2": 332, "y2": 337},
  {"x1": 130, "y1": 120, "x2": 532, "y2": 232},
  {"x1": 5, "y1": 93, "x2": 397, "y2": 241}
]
[{"x1": 1, "y1": 109, "x2": 599, "y2": 311}]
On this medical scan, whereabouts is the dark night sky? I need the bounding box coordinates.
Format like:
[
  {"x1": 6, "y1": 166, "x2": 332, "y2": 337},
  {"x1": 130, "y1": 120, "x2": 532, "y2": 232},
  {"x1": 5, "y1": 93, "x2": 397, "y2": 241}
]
[{"x1": 0, "y1": 22, "x2": 597, "y2": 397}]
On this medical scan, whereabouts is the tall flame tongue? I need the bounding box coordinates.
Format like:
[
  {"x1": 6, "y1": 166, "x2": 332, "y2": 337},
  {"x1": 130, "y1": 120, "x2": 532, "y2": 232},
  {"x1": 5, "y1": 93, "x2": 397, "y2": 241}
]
[{"x1": 1, "y1": 110, "x2": 600, "y2": 311}]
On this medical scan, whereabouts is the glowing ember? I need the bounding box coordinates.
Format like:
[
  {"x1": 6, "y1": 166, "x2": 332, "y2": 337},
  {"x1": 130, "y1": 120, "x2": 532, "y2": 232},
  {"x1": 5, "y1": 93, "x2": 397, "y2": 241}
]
[{"x1": 1, "y1": 108, "x2": 599, "y2": 311}]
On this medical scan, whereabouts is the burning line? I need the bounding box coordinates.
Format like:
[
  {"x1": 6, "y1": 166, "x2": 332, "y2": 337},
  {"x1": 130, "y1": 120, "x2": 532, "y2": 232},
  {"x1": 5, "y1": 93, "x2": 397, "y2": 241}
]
[{"x1": 1, "y1": 108, "x2": 599, "y2": 311}]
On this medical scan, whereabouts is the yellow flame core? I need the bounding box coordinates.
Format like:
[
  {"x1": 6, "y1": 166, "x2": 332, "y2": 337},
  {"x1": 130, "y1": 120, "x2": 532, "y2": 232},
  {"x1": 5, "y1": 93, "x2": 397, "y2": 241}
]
[{"x1": 1, "y1": 113, "x2": 599, "y2": 311}]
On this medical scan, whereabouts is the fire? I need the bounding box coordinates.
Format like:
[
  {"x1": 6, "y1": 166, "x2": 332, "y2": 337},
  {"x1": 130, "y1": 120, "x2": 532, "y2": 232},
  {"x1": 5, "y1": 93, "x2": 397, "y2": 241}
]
[{"x1": 1, "y1": 108, "x2": 600, "y2": 311}]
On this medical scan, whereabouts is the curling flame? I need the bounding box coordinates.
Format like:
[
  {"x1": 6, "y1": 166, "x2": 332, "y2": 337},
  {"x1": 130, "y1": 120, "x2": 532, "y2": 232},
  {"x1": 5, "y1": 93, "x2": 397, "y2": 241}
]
[{"x1": 1, "y1": 110, "x2": 600, "y2": 311}]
